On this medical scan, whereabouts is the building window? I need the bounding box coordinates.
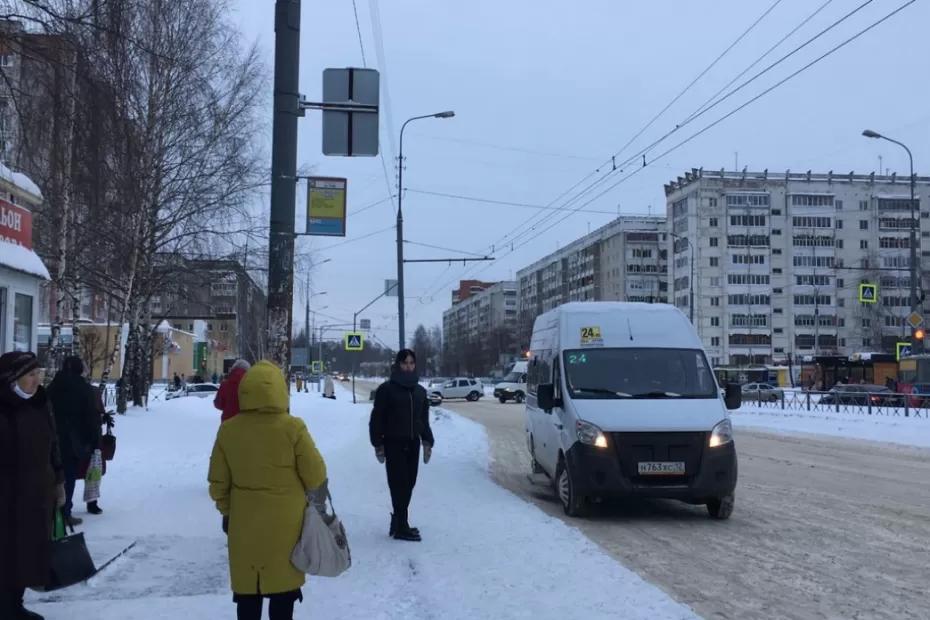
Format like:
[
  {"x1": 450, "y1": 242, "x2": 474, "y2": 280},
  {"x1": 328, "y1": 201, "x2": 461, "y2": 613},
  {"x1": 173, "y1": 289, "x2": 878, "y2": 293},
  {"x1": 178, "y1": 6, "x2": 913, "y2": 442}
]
[
  {"x1": 774, "y1": 308, "x2": 783, "y2": 313},
  {"x1": 711, "y1": 317, "x2": 720, "y2": 327},
  {"x1": 792, "y1": 216, "x2": 832, "y2": 228},
  {"x1": 791, "y1": 195, "x2": 834, "y2": 207},
  {"x1": 772, "y1": 229, "x2": 781, "y2": 235},
  {"x1": 860, "y1": 200, "x2": 869, "y2": 211},
  {"x1": 708, "y1": 198, "x2": 718, "y2": 207},
  {"x1": 730, "y1": 215, "x2": 767, "y2": 227},
  {"x1": 860, "y1": 220, "x2": 869, "y2": 230},
  {"x1": 835, "y1": 200, "x2": 843, "y2": 211},
  {"x1": 728, "y1": 294, "x2": 771, "y2": 305},
  {"x1": 773, "y1": 288, "x2": 783, "y2": 294},
  {"x1": 860, "y1": 240, "x2": 868, "y2": 249},
  {"x1": 732, "y1": 254, "x2": 765, "y2": 265},
  {"x1": 672, "y1": 197, "x2": 689, "y2": 218},
  {"x1": 773, "y1": 249, "x2": 782, "y2": 255},
  {"x1": 836, "y1": 239, "x2": 844, "y2": 249},
  {"x1": 711, "y1": 297, "x2": 720, "y2": 307},
  {"x1": 710, "y1": 277, "x2": 720, "y2": 287},
  {"x1": 836, "y1": 278, "x2": 844, "y2": 287},
  {"x1": 13, "y1": 293, "x2": 33, "y2": 351},
  {"x1": 773, "y1": 268, "x2": 782, "y2": 274},
  {"x1": 711, "y1": 337, "x2": 721, "y2": 347},
  {"x1": 710, "y1": 237, "x2": 718, "y2": 247},
  {"x1": 710, "y1": 257, "x2": 719, "y2": 267},
  {"x1": 836, "y1": 220, "x2": 843, "y2": 229},
  {"x1": 728, "y1": 274, "x2": 770, "y2": 285},
  {"x1": 727, "y1": 194, "x2": 770, "y2": 208},
  {"x1": 709, "y1": 217, "x2": 718, "y2": 227},
  {"x1": 862, "y1": 318, "x2": 871, "y2": 328},
  {"x1": 771, "y1": 208, "x2": 782, "y2": 215}
]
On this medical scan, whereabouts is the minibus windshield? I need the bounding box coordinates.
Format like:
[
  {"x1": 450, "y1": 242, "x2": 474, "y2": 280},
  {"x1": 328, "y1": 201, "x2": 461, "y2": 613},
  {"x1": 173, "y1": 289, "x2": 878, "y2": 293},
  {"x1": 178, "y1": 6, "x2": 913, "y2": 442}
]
[{"x1": 563, "y1": 348, "x2": 717, "y2": 399}]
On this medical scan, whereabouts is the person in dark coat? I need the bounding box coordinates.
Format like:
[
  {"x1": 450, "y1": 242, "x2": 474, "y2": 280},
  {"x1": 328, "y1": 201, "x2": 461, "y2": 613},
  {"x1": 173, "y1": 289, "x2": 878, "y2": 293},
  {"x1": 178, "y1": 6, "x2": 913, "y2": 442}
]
[
  {"x1": 214, "y1": 359, "x2": 250, "y2": 423},
  {"x1": 0, "y1": 351, "x2": 65, "y2": 620},
  {"x1": 47, "y1": 356, "x2": 100, "y2": 527},
  {"x1": 369, "y1": 349, "x2": 435, "y2": 542},
  {"x1": 173, "y1": 373, "x2": 181, "y2": 390}
]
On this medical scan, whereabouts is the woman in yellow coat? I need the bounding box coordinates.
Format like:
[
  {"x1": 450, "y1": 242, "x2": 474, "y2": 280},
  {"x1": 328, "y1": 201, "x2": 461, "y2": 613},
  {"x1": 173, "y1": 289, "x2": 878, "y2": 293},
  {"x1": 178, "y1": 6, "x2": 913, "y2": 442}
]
[{"x1": 208, "y1": 360, "x2": 327, "y2": 620}]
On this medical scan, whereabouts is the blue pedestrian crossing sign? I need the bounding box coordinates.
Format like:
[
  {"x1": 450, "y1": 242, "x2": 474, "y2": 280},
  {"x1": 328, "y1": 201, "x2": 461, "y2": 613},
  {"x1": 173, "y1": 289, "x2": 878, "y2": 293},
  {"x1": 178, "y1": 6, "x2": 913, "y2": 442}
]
[
  {"x1": 345, "y1": 332, "x2": 364, "y2": 352},
  {"x1": 896, "y1": 342, "x2": 912, "y2": 361},
  {"x1": 858, "y1": 282, "x2": 877, "y2": 304}
]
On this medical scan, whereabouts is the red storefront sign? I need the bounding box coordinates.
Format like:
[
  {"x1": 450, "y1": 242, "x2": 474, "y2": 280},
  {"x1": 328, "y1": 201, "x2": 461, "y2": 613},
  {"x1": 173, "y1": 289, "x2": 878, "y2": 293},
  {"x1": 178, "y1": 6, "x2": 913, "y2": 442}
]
[{"x1": 0, "y1": 198, "x2": 33, "y2": 249}]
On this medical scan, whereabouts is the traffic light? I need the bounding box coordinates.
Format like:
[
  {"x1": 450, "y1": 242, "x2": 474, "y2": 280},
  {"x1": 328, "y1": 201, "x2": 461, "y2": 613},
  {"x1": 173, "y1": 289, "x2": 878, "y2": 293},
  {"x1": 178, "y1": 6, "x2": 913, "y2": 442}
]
[{"x1": 914, "y1": 328, "x2": 925, "y2": 341}]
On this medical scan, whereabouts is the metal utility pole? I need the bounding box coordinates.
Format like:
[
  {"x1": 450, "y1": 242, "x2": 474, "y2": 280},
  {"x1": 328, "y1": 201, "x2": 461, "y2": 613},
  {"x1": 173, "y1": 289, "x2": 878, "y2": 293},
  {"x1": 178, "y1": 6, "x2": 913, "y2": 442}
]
[
  {"x1": 863, "y1": 129, "x2": 919, "y2": 348},
  {"x1": 266, "y1": 0, "x2": 301, "y2": 371},
  {"x1": 396, "y1": 111, "x2": 455, "y2": 351}
]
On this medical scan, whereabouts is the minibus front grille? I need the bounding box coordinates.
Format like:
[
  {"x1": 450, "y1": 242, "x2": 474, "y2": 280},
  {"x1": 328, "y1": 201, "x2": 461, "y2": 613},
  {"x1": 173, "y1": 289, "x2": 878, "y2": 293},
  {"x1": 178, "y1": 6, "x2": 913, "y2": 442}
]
[{"x1": 611, "y1": 431, "x2": 706, "y2": 485}]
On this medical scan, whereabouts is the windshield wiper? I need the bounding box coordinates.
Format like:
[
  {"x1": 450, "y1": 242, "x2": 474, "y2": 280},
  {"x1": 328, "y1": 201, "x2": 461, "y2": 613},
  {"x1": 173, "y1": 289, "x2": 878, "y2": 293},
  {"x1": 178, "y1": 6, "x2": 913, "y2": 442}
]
[
  {"x1": 572, "y1": 387, "x2": 632, "y2": 398},
  {"x1": 631, "y1": 391, "x2": 682, "y2": 399}
]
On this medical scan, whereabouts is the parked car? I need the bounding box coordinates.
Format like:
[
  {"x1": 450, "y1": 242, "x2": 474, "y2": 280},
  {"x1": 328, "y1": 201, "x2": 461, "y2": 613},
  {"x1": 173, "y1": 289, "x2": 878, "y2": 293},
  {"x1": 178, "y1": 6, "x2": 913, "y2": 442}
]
[
  {"x1": 819, "y1": 384, "x2": 898, "y2": 406},
  {"x1": 428, "y1": 392, "x2": 443, "y2": 407},
  {"x1": 166, "y1": 383, "x2": 219, "y2": 400},
  {"x1": 740, "y1": 382, "x2": 783, "y2": 402},
  {"x1": 430, "y1": 378, "x2": 484, "y2": 402}
]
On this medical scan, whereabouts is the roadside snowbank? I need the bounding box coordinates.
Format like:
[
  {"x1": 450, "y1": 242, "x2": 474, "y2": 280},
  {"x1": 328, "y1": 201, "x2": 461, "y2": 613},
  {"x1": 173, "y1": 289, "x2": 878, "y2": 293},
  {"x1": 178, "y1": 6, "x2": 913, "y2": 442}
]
[{"x1": 733, "y1": 405, "x2": 930, "y2": 449}]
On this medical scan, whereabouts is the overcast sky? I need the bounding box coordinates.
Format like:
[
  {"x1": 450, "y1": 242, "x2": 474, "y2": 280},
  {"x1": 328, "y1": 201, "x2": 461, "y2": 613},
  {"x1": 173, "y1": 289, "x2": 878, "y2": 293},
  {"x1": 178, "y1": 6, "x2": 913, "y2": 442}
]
[{"x1": 227, "y1": 0, "x2": 930, "y2": 350}]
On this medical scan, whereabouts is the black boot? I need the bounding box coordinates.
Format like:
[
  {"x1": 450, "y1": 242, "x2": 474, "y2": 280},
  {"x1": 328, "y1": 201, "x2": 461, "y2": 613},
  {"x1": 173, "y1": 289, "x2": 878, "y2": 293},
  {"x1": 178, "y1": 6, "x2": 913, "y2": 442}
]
[
  {"x1": 389, "y1": 513, "x2": 418, "y2": 538},
  {"x1": 87, "y1": 501, "x2": 103, "y2": 515},
  {"x1": 15, "y1": 606, "x2": 46, "y2": 620},
  {"x1": 393, "y1": 525, "x2": 422, "y2": 542}
]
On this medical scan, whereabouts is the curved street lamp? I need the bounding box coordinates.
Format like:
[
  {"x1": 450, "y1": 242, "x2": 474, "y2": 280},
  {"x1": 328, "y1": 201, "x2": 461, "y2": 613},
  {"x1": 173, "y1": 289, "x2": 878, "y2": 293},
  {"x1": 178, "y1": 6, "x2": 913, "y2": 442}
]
[{"x1": 396, "y1": 111, "x2": 455, "y2": 350}]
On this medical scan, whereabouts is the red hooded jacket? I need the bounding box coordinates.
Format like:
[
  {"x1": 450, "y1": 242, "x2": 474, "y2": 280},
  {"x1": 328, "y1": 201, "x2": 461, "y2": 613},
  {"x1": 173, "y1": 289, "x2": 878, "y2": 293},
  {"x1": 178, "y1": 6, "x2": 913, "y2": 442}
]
[{"x1": 214, "y1": 366, "x2": 247, "y2": 422}]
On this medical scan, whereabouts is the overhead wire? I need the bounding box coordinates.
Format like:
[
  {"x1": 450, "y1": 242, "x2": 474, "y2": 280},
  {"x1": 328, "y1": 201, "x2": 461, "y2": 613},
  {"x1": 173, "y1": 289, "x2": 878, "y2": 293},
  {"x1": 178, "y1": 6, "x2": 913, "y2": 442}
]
[
  {"x1": 476, "y1": 0, "x2": 787, "y2": 256},
  {"x1": 404, "y1": 188, "x2": 621, "y2": 215},
  {"x1": 423, "y1": 0, "x2": 915, "y2": 297},
  {"x1": 402, "y1": 239, "x2": 489, "y2": 258},
  {"x1": 368, "y1": 0, "x2": 400, "y2": 214}
]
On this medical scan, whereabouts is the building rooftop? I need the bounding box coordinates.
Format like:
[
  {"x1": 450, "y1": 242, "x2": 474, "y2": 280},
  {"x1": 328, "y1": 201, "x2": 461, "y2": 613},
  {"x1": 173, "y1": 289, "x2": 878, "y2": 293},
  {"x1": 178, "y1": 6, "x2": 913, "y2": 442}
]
[{"x1": 665, "y1": 167, "x2": 930, "y2": 196}]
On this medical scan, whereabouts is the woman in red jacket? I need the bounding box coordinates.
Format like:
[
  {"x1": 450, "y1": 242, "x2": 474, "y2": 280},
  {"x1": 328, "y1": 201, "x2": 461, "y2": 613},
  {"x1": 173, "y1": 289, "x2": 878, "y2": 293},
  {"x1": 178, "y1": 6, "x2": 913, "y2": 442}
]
[{"x1": 213, "y1": 359, "x2": 250, "y2": 422}]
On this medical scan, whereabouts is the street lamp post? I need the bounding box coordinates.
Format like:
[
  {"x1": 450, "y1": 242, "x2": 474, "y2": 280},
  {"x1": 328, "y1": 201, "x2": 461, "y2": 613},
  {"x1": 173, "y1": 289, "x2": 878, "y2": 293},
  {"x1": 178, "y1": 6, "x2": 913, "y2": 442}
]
[
  {"x1": 669, "y1": 232, "x2": 695, "y2": 322},
  {"x1": 396, "y1": 110, "x2": 455, "y2": 351},
  {"x1": 862, "y1": 129, "x2": 918, "y2": 348}
]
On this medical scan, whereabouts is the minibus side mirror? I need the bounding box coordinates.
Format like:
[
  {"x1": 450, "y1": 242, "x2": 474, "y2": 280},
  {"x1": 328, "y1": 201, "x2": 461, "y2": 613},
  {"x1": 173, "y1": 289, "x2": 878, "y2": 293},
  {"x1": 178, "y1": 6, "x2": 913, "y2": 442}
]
[
  {"x1": 724, "y1": 383, "x2": 742, "y2": 410},
  {"x1": 537, "y1": 384, "x2": 555, "y2": 411}
]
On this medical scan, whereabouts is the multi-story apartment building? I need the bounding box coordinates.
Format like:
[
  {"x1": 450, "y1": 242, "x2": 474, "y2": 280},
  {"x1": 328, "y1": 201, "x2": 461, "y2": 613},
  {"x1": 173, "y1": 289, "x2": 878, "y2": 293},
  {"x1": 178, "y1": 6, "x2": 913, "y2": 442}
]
[
  {"x1": 665, "y1": 168, "x2": 930, "y2": 366},
  {"x1": 516, "y1": 216, "x2": 668, "y2": 347},
  {"x1": 442, "y1": 280, "x2": 518, "y2": 375},
  {"x1": 153, "y1": 257, "x2": 267, "y2": 365}
]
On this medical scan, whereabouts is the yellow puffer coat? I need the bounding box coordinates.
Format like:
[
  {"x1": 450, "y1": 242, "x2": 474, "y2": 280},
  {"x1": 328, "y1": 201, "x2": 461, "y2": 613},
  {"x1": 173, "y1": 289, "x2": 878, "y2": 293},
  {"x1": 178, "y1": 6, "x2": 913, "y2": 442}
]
[{"x1": 208, "y1": 360, "x2": 327, "y2": 595}]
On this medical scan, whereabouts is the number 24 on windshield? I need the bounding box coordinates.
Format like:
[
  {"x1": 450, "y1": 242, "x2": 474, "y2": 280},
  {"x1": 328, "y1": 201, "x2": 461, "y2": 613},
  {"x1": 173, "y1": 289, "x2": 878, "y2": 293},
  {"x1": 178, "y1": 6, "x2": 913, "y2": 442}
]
[{"x1": 568, "y1": 353, "x2": 588, "y2": 365}]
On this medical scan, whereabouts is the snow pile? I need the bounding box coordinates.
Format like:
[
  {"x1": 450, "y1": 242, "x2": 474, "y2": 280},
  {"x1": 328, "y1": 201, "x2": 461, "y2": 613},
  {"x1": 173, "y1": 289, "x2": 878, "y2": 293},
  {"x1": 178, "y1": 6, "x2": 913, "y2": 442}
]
[
  {"x1": 0, "y1": 161, "x2": 43, "y2": 199},
  {"x1": 733, "y1": 405, "x2": 930, "y2": 448},
  {"x1": 27, "y1": 384, "x2": 697, "y2": 619},
  {"x1": 0, "y1": 239, "x2": 51, "y2": 279}
]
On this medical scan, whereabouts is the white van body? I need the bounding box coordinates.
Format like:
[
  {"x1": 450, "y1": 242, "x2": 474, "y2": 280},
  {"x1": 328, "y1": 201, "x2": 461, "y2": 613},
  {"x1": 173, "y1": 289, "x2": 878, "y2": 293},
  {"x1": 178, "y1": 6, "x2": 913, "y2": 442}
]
[
  {"x1": 494, "y1": 360, "x2": 528, "y2": 403},
  {"x1": 524, "y1": 302, "x2": 739, "y2": 519}
]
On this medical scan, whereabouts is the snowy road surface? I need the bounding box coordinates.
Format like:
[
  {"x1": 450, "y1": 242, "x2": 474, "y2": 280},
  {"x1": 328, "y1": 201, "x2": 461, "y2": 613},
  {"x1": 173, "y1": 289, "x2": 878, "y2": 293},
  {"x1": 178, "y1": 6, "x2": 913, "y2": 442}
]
[
  {"x1": 27, "y1": 384, "x2": 697, "y2": 620},
  {"x1": 425, "y1": 392, "x2": 930, "y2": 620}
]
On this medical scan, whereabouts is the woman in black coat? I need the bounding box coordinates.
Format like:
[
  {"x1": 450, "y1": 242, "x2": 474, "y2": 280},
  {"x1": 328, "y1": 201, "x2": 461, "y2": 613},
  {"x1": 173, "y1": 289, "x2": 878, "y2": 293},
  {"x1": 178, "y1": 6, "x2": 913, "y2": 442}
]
[
  {"x1": 369, "y1": 349, "x2": 435, "y2": 542},
  {"x1": 47, "y1": 356, "x2": 100, "y2": 526},
  {"x1": 0, "y1": 351, "x2": 65, "y2": 620}
]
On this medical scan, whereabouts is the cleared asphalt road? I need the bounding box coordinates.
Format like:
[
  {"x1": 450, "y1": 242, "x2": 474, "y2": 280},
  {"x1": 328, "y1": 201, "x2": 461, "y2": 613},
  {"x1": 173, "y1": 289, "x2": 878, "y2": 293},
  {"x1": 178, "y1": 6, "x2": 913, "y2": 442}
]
[{"x1": 426, "y1": 394, "x2": 930, "y2": 620}]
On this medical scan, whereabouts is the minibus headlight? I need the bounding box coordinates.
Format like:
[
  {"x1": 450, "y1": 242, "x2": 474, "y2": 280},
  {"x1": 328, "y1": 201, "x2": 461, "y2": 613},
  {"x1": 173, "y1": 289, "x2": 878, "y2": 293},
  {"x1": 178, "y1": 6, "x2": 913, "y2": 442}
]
[
  {"x1": 576, "y1": 420, "x2": 609, "y2": 449},
  {"x1": 709, "y1": 419, "x2": 733, "y2": 448}
]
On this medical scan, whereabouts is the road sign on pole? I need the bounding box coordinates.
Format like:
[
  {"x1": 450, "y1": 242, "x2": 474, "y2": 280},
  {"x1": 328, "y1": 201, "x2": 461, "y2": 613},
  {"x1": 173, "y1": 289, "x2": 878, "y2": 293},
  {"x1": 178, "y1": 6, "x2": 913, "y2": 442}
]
[
  {"x1": 384, "y1": 279, "x2": 398, "y2": 297},
  {"x1": 321, "y1": 68, "x2": 379, "y2": 156},
  {"x1": 896, "y1": 342, "x2": 912, "y2": 361},
  {"x1": 345, "y1": 332, "x2": 364, "y2": 351},
  {"x1": 359, "y1": 319, "x2": 371, "y2": 330},
  {"x1": 311, "y1": 361, "x2": 323, "y2": 373},
  {"x1": 907, "y1": 311, "x2": 924, "y2": 329},
  {"x1": 858, "y1": 282, "x2": 877, "y2": 304}
]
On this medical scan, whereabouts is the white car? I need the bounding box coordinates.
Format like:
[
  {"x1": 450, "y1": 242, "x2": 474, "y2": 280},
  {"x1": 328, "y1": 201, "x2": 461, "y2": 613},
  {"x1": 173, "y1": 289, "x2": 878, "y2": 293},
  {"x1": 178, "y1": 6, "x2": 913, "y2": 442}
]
[
  {"x1": 431, "y1": 378, "x2": 484, "y2": 402},
  {"x1": 166, "y1": 383, "x2": 219, "y2": 400}
]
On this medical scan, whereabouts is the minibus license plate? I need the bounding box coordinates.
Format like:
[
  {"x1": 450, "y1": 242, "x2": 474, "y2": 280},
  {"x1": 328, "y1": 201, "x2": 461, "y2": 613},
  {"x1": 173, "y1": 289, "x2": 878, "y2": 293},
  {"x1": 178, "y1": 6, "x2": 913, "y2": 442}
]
[{"x1": 638, "y1": 461, "x2": 685, "y2": 475}]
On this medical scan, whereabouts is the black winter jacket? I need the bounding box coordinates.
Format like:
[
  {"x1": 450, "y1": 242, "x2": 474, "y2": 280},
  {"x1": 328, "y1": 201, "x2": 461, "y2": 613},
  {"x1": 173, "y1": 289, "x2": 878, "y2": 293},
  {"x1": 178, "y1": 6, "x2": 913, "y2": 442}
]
[
  {"x1": 369, "y1": 370, "x2": 435, "y2": 447},
  {"x1": 47, "y1": 372, "x2": 100, "y2": 463}
]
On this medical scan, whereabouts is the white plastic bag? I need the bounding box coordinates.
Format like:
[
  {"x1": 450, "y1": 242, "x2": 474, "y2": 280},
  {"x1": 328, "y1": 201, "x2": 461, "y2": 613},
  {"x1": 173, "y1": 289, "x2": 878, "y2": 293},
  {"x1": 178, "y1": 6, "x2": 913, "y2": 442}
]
[{"x1": 290, "y1": 489, "x2": 351, "y2": 577}]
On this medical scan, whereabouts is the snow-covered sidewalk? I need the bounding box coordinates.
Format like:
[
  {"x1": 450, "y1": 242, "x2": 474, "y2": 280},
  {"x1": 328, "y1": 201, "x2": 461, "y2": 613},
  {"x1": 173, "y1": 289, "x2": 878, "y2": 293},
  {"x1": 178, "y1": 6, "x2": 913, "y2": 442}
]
[
  {"x1": 28, "y1": 384, "x2": 697, "y2": 620},
  {"x1": 732, "y1": 405, "x2": 930, "y2": 449}
]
